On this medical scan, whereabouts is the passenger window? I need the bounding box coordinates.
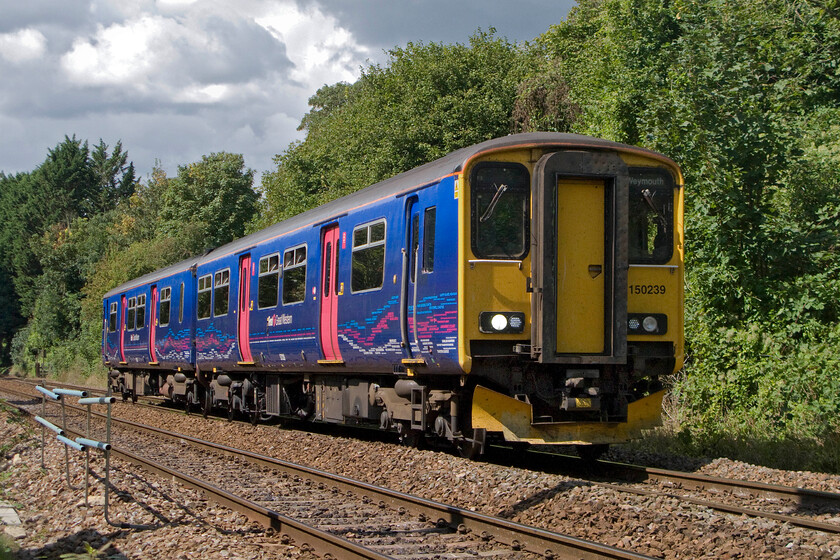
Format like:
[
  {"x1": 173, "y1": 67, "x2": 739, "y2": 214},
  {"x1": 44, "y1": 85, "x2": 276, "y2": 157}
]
[
  {"x1": 423, "y1": 207, "x2": 436, "y2": 272},
  {"x1": 628, "y1": 168, "x2": 674, "y2": 264},
  {"x1": 214, "y1": 269, "x2": 230, "y2": 316},
  {"x1": 352, "y1": 220, "x2": 386, "y2": 292},
  {"x1": 126, "y1": 297, "x2": 136, "y2": 331},
  {"x1": 470, "y1": 162, "x2": 530, "y2": 259},
  {"x1": 178, "y1": 282, "x2": 184, "y2": 323},
  {"x1": 282, "y1": 245, "x2": 307, "y2": 305},
  {"x1": 136, "y1": 294, "x2": 146, "y2": 329},
  {"x1": 197, "y1": 275, "x2": 212, "y2": 319},
  {"x1": 258, "y1": 254, "x2": 280, "y2": 309},
  {"x1": 109, "y1": 302, "x2": 117, "y2": 333},
  {"x1": 159, "y1": 287, "x2": 171, "y2": 327}
]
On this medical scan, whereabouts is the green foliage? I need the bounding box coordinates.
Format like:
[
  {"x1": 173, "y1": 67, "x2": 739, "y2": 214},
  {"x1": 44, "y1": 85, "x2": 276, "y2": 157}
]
[
  {"x1": 3, "y1": 4, "x2": 839, "y2": 468},
  {"x1": 260, "y1": 30, "x2": 533, "y2": 225},
  {"x1": 537, "y1": 0, "x2": 840, "y2": 462},
  {"x1": 91, "y1": 140, "x2": 136, "y2": 213},
  {"x1": 159, "y1": 152, "x2": 257, "y2": 252},
  {"x1": 0, "y1": 137, "x2": 136, "y2": 367}
]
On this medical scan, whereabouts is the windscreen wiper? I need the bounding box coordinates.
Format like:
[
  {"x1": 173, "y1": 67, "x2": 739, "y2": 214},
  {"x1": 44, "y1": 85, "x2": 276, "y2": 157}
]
[{"x1": 479, "y1": 183, "x2": 508, "y2": 223}]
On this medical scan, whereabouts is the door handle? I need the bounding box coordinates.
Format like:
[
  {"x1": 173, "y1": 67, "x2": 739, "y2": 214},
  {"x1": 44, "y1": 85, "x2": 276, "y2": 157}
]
[{"x1": 588, "y1": 265, "x2": 602, "y2": 279}]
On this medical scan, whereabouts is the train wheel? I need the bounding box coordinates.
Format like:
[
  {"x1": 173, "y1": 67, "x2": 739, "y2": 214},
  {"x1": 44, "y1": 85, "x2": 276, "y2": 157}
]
[
  {"x1": 395, "y1": 422, "x2": 419, "y2": 447},
  {"x1": 119, "y1": 382, "x2": 128, "y2": 402},
  {"x1": 131, "y1": 391, "x2": 138, "y2": 403},
  {"x1": 185, "y1": 388, "x2": 193, "y2": 415},
  {"x1": 458, "y1": 428, "x2": 486, "y2": 460},
  {"x1": 576, "y1": 444, "x2": 609, "y2": 462},
  {"x1": 202, "y1": 390, "x2": 212, "y2": 419},
  {"x1": 249, "y1": 391, "x2": 265, "y2": 426},
  {"x1": 227, "y1": 400, "x2": 235, "y2": 422}
]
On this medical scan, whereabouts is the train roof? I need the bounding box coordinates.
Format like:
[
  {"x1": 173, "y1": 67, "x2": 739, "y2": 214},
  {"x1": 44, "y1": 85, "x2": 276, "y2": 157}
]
[{"x1": 104, "y1": 132, "x2": 674, "y2": 298}]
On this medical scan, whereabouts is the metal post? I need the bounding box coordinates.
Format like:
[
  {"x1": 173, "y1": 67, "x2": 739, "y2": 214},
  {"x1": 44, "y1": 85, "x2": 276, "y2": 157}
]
[
  {"x1": 85, "y1": 403, "x2": 91, "y2": 506},
  {"x1": 35, "y1": 387, "x2": 60, "y2": 469},
  {"x1": 53, "y1": 388, "x2": 87, "y2": 490},
  {"x1": 105, "y1": 396, "x2": 116, "y2": 527},
  {"x1": 41, "y1": 394, "x2": 45, "y2": 468}
]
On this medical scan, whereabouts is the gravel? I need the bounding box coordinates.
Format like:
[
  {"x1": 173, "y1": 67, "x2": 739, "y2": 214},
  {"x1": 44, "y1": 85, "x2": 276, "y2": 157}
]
[{"x1": 2, "y1": 386, "x2": 840, "y2": 559}]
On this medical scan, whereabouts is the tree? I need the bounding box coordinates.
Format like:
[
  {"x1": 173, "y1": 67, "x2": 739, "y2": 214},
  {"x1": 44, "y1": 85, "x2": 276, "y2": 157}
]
[
  {"x1": 260, "y1": 29, "x2": 534, "y2": 224},
  {"x1": 1, "y1": 137, "x2": 136, "y2": 370},
  {"x1": 91, "y1": 139, "x2": 136, "y2": 213},
  {"x1": 158, "y1": 152, "x2": 258, "y2": 252},
  {"x1": 536, "y1": 0, "x2": 840, "y2": 450}
]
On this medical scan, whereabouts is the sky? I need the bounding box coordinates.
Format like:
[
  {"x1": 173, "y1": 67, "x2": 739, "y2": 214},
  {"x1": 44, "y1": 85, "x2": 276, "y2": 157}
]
[{"x1": 0, "y1": 0, "x2": 575, "y2": 182}]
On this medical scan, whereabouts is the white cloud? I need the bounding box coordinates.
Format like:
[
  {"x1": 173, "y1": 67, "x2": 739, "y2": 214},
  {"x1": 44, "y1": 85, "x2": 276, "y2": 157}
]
[
  {"x1": 255, "y1": 3, "x2": 370, "y2": 87},
  {"x1": 60, "y1": 16, "x2": 173, "y2": 87},
  {"x1": 0, "y1": 28, "x2": 48, "y2": 64},
  {"x1": 0, "y1": 0, "x2": 572, "y2": 179}
]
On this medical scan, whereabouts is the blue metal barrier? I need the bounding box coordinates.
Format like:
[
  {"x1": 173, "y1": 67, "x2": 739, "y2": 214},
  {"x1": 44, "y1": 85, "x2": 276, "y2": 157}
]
[{"x1": 34, "y1": 385, "x2": 154, "y2": 529}]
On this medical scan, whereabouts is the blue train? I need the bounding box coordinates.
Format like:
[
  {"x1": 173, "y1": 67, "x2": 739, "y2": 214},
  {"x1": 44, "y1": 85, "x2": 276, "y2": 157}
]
[{"x1": 103, "y1": 132, "x2": 684, "y2": 457}]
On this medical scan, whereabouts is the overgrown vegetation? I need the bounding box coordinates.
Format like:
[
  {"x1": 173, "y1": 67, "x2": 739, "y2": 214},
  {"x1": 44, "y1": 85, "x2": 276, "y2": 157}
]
[
  {"x1": 1, "y1": 1, "x2": 839, "y2": 471},
  {"x1": 534, "y1": 0, "x2": 840, "y2": 468},
  {"x1": 1, "y1": 150, "x2": 257, "y2": 380}
]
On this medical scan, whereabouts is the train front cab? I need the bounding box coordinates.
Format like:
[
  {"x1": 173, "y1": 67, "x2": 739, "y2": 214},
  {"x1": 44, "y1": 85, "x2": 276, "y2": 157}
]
[{"x1": 459, "y1": 142, "x2": 684, "y2": 450}]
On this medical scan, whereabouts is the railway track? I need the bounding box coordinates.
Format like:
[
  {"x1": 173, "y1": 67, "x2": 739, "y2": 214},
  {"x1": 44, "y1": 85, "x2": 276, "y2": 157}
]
[
  {"x1": 500, "y1": 448, "x2": 840, "y2": 535},
  {"x1": 0, "y1": 380, "x2": 654, "y2": 560},
  {"x1": 6, "y1": 377, "x2": 840, "y2": 537}
]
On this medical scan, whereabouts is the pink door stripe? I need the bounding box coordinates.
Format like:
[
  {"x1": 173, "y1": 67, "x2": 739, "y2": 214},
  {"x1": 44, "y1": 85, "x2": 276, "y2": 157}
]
[
  {"x1": 119, "y1": 295, "x2": 127, "y2": 362},
  {"x1": 319, "y1": 226, "x2": 342, "y2": 361},
  {"x1": 149, "y1": 286, "x2": 158, "y2": 362},
  {"x1": 238, "y1": 255, "x2": 254, "y2": 362}
]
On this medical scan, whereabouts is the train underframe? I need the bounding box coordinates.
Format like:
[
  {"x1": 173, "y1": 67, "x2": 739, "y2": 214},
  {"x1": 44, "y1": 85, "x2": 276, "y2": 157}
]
[{"x1": 109, "y1": 343, "x2": 669, "y2": 459}]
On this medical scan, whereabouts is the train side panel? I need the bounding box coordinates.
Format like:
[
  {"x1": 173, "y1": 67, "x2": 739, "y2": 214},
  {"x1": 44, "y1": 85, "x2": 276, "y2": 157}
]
[
  {"x1": 151, "y1": 269, "x2": 196, "y2": 370},
  {"x1": 245, "y1": 233, "x2": 321, "y2": 370}
]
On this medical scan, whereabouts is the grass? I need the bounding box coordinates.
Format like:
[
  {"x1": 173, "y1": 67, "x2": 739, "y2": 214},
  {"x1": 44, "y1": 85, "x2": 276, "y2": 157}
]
[
  {"x1": 622, "y1": 393, "x2": 840, "y2": 474},
  {"x1": 0, "y1": 534, "x2": 19, "y2": 560}
]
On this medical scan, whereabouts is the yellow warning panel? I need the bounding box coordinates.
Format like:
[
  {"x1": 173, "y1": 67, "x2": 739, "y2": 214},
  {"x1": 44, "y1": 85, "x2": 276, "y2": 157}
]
[
  {"x1": 557, "y1": 178, "x2": 605, "y2": 353},
  {"x1": 471, "y1": 385, "x2": 664, "y2": 445}
]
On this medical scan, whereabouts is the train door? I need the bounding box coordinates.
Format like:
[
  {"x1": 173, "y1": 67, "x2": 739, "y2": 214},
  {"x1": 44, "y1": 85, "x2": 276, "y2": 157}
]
[
  {"x1": 119, "y1": 295, "x2": 127, "y2": 363},
  {"x1": 319, "y1": 225, "x2": 342, "y2": 362},
  {"x1": 400, "y1": 196, "x2": 438, "y2": 362},
  {"x1": 238, "y1": 254, "x2": 254, "y2": 364},
  {"x1": 149, "y1": 285, "x2": 158, "y2": 363},
  {"x1": 531, "y1": 151, "x2": 628, "y2": 363},
  {"x1": 556, "y1": 179, "x2": 605, "y2": 353}
]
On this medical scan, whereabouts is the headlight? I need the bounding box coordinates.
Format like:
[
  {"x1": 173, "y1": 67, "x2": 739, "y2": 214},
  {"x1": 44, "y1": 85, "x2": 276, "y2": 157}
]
[
  {"x1": 490, "y1": 314, "x2": 508, "y2": 331},
  {"x1": 479, "y1": 311, "x2": 526, "y2": 334},
  {"x1": 627, "y1": 313, "x2": 667, "y2": 335}
]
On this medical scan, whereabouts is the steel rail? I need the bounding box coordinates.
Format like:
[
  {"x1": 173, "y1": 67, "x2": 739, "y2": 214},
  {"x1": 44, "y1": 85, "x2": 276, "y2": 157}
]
[
  {"x1": 593, "y1": 459, "x2": 840, "y2": 511},
  {"x1": 1, "y1": 382, "x2": 655, "y2": 560},
  {"x1": 9, "y1": 379, "x2": 840, "y2": 536},
  {"x1": 506, "y1": 447, "x2": 840, "y2": 533}
]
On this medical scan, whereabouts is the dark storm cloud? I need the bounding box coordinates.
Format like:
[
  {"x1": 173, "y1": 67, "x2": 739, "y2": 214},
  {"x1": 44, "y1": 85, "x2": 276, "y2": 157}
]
[
  {"x1": 0, "y1": 0, "x2": 574, "y2": 180},
  {"x1": 304, "y1": 0, "x2": 575, "y2": 51},
  {"x1": 0, "y1": 1, "x2": 91, "y2": 32}
]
